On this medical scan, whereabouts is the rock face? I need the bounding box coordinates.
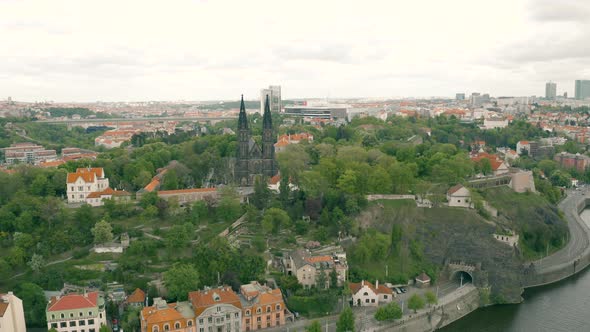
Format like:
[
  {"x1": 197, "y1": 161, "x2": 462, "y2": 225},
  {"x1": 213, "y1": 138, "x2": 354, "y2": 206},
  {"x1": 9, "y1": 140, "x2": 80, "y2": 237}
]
[{"x1": 359, "y1": 201, "x2": 525, "y2": 303}]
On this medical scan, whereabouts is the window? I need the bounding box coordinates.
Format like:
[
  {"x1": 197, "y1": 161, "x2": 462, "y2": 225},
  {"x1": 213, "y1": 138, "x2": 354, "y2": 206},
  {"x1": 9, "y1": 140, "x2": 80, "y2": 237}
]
[
  {"x1": 363, "y1": 292, "x2": 368, "y2": 296},
  {"x1": 51, "y1": 323, "x2": 58, "y2": 328},
  {"x1": 235, "y1": 313, "x2": 239, "y2": 318},
  {"x1": 70, "y1": 321, "x2": 77, "y2": 326},
  {"x1": 266, "y1": 315, "x2": 271, "y2": 321},
  {"x1": 256, "y1": 308, "x2": 261, "y2": 314},
  {"x1": 79, "y1": 320, "x2": 86, "y2": 326},
  {"x1": 90, "y1": 329, "x2": 96, "y2": 332},
  {"x1": 78, "y1": 186, "x2": 83, "y2": 191},
  {"x1": 245, "y1": 310, "x2": 250, "y2": 316},
  {"x1": 60, "y1": 322, "x2": 67, "y2": 328},
  {"x1": 164, "y1": 324, "x2": 170, "y2": 331},
  {"x1": 175, "y1": 322, "x2": 181, "y2": 329},
  {"x1": 208, "y1": 317, "x2": 212, "y2": 323},
  {"x1": 371, "y1": 299, "x2": 375, "y2": 303},
  {"x1": 257, "y1": 317, "x2": 261, "y2": 322},
  {"x1": 88, "y1": 311, "x2": 92, "y2": 316},
  {"x1": 88, "y1": 319, "x2": 94, "y2": 325},
  {"x1": 199, "y1": 328, "x2": 204, "y2": 332},
  {"x1": 384, "y1": 295, "x2": 388, "y2": 299},
  {"x1": 80, "y1": 312, "x2": 84, "y2": 317},
  {"x1": 246, "y1": 319, "x2": 250, "y2": 324},
  {"x1": 99, "y1": 313, "x2": 102, "y2": 318},
  {"x1": 199, "y1": 319, "x2": 203, "y2": 324},
  {"x1": 153, "y1": 327, "x2": 159, "y2": 332},
  {"x1": 61, "y1": 313, "x2": 65, "y2": 319},
  {"x1": 226, "y1": 314, "x2": 230, "y2": 320},
  {"x1": 51, "y1": 314, "x2": 55, "y2": 319},
  {"x1": 266, "y1": 306, "x2": 271, "y2": 313},
  {"x1": 276, "y1": 304, "x2": 281, "y2": 311},
  {"x1": 216, "y1": 306, "x2": 221, "y2": 312},
  {"x1": 71, "y1": 186, "x2": 74, "y2": 191},
  {"x1": 187, "y1": 320, "x2": 193, "y2": 326},
  {"x1": 365, "y1": 299, "x2": 369, "y2": 303},
  {"x1": 276, "y1": 313, "x2": 280, "y2": 318}
]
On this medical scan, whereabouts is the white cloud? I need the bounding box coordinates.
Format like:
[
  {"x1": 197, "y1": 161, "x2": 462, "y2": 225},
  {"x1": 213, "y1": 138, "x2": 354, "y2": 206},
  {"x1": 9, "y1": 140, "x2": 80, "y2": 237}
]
[{"x1": 0, "y1": 0, "x2": 586, "y2": 101}]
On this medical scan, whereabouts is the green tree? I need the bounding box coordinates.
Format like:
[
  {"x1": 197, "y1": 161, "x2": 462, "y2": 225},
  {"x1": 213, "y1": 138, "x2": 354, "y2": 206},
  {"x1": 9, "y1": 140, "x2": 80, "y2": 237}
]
[
  {"x1": 307, "y1": 320, "x2": 322, "y2": 332},
  {"x1": 91, "y1": 219, "x2": 113, "y2": 244},
  {"x1": 15, "y1": 282, "x2": 47, "y2": 327},
  {"x1": 99, "y1": 326, "x2": 113, "y2": 332},
  {"x1": 28, "y1": 254, "x2": 45, "y2": 273},
  {"x1": 337, "y1": 170, "x2": 358, "y2": 195},
  {"x1": 49, "y1": 328, "x2": 58, "y2": 332},
  {"x1": 408, "y1": 293, "x2": 425, "y2": 313},
  {"x1": 374, "y1": 302, "x2": 402, "y2": 321},
  {"x1": 165, "y1": 223, "x2": 193, "y2": 249},
  {"x1": 330, "y1": 268, "x2": 338, "y2": 289},
  {"x1": 262, "y1": 208, "x2": 291, "y2": 234},
  {"x1": 336, "y1": 307, "x2": 355, "y2": 332},
  {"x1": 163, "y1": 263, "x2": 200, "y2": 301},
  {"x1": 317, "y1": 269, "x2": 327, "y2": 290},
  {"x1": 425, "y1": 290, "x2": 438, "y2": 306},
  {"x1": 252, "y1": 175, "x2": 271, "y2": 209},
  {"x1": 0, "y1": 259, "x2": 12, "y2": 279}
]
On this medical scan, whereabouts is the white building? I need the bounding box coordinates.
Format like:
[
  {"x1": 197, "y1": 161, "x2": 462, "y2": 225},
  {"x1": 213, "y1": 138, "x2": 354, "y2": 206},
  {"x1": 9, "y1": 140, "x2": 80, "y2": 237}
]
[
  {"x1": 66, "y1": 168, "x2": 110, "y2": 204},
  {"x1": 447, "y1": 184, "x2": 472, "y2": 208},
  {"x1": 46, "y1": 292, "x2": 107, "y2": 332},
  {"x1": 0, "y1": 292, "x2": 26, "y2": 332},
  {"x1": 516, "y1": 141, "x2": 531, "y2": 155},
  {"x1": 189, "y1": 287, "x2": 242, "y2": 332},
  {"x1": 349, "y1": 280, "x2": 393, "y2": 307},
  {"x1": 482, "y1": 116, "x2": 509, "y2": 129}
]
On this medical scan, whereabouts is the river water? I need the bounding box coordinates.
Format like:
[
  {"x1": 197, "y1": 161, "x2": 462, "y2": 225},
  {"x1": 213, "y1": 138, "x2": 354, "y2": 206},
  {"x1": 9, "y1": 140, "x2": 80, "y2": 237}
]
[{"x1": 439, "y1": 210, "x2": 590, "y2": 332}]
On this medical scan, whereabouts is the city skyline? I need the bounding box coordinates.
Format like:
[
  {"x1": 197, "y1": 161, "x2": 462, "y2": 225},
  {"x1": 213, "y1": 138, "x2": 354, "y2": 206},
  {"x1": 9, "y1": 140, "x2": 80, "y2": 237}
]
[{"x1": 1, "y1": 0, "x2": 590, "y2": 102}]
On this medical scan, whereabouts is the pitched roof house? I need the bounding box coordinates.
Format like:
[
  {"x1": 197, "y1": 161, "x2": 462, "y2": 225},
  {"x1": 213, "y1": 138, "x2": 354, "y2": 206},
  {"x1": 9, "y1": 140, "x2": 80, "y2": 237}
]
[
  {"x1": 349, "y1": 280, "x2": 393, "y2": 307},
  {"x1": 46, "y1": 291, "x2": 106, "y2": 332},
  {"x1": 239, "y1": 281, "x2": 291, "y2": 331},
  {"x1": 66, "y1": 167, "x2": 110, "y2": 204},
  {"x1": 189, "y1": 286, "x2": 242, "y2": 332},
  {"x1": 140, "y1": 298, "x2": 195, "y2": 332},
  {"x1": 447, "y1": 184, "x2": 472, "y2": 208}
]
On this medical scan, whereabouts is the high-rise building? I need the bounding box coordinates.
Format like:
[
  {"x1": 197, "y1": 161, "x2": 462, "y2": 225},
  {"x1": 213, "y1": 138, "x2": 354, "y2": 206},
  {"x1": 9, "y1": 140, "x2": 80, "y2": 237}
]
[
  {"x1": 575, "y1": 80, "x2": 590, "y2": 100},
  {"x1": 456, "y1": 93, "x2": 465, "y2": 100},
  {"x1": 260, "y1": 85, "x2": 281, "y2": 114},
  {"x1": 545, "y1": 82, "x2": 557, "y2": 99}
]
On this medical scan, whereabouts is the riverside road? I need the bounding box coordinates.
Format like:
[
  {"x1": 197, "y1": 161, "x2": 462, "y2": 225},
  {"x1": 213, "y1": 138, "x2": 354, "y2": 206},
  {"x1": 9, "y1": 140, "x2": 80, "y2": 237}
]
[{"x1": 531, "y1": 188, "x2": 590, "y2": 275}]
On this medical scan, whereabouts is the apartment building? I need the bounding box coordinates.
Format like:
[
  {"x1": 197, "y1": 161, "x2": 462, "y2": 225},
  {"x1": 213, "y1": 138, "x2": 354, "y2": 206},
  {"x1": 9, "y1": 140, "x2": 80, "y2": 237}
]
[{"x1": 46, "y1": 292, "x2": 107, "y2": 332}]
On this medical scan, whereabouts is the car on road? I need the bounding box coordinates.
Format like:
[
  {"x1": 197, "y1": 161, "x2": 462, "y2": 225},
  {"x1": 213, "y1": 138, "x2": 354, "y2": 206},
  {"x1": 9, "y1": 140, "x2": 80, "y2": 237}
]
[
  {"x1": 394, "y1": 287, "x2": 402, "y2": 294},
  {"x1": 400, "y1": 287, "x2": 407, "y2": 293}
]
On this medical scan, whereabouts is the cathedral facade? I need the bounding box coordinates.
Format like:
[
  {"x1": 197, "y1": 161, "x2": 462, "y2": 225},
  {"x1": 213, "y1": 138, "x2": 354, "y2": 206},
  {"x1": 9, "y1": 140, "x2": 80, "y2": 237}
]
[{"x1": 235, "y1": 94, "x2": 278, "y2": 186}]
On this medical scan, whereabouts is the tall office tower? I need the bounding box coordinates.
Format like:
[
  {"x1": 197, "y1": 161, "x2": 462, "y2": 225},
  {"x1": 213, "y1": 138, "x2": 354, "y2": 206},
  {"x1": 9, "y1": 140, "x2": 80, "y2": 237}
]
[
  {"x1": 456, "y1": 93, "x2": 465, "y2": 100},
  {"x1": 575, "y1": 80, "x2": 590, "y2": 100},
  {"x1": 260, "y1": 85, "x2": 281, "y2": 114},
  {"x1": 545, "y1": 82, "x2": 557, "y2": 99}
]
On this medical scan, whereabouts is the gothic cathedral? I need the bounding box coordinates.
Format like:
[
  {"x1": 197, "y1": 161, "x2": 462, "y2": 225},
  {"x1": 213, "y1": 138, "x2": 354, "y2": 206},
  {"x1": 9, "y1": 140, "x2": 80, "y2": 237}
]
[{"x1": 235, "y1": 94, "x2": 278, "y2": 186}]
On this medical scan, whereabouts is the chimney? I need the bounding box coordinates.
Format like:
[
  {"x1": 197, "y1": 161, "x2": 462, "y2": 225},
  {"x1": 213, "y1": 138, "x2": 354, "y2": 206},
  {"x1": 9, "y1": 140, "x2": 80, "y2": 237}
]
[
  {"x1": 361, "y1": 280, "x2": 364, "y2": 287},
  {"x1": 376, "y1": 280, "x2": 379, "y2": 289}
]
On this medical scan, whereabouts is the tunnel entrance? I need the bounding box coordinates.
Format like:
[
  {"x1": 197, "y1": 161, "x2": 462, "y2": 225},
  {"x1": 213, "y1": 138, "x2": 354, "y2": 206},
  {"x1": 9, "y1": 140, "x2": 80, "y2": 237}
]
[{"x1": 451, "y1": 270, "x2": 473, "y2": 286}]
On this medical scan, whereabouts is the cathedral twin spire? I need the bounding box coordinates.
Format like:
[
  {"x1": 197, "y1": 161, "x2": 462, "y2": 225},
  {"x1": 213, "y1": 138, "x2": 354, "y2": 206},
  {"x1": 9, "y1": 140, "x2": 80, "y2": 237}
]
[{"x1": 238, "y1": 94, "x2": 273, "y2": 131}]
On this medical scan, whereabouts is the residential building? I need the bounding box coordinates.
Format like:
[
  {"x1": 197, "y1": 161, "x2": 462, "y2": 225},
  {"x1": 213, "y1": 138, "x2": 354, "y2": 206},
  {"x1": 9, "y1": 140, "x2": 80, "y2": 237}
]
[
  {"x1": 274, "y1": 133, "x2": 314, "y2": 153},
  {"x1": 554, "y1": 152, "x2": 590, "y2": 172},
  {"x1": 282, "y1": 249, "x2": 348, "y2": 289},
  {"x1": 260, "y1": 85, "x2": 281, "y2": 114},
  {"x1": 516, "y1": 141, "x2": 531, "y2": 156},
  {"x1": 66, "y1": 168, "x2": 110, "y2": 204},
  {"x1": 575, "y1": 80, "x2": 590, "y2": 100},
  {"x1": 126, "y1": 289, "x2": 146, "y2": 308},
  {"x1": 189, "y1": 286, "x2": 242, "y2": 332},
  {"x1": 447, "y1": 184, "x2": 471, "y2": 208},
  {"x1": 545, "y1": 82, "x2": 557, "y2": 99},
  {"x1": 470, "y1": 152, "x2": 509, "y2": 176},
  {"x1": 2, "y1": 142, "x2": 57, "y2": 164},
  {"x1": 349, "y1": 280, "x2": 393, "y2": 307},
  {"x1": 46, "y1": 291, "x2": 107, "y2": 332},
  {"x1": 456, "y1": 93, "x2": 465, "y2": 100},
  {"x1": 85, "y1": 187, "x2": 131, "y2": 207},
  {"x1": 140, "y1": 297, "x2": 195, "y2": 332},
  {"x1": 157, "y1": 188, "x2": 218, "y2": 206},
  {"x1": 482, "y1": 116, "x2": 509, "y2": 129},
  {"x1": 239, "y1": 281, "x2": 291, "y2": 331},
  {"x1": 0, "y1": 292, "x2": 26, "y2": 332}
]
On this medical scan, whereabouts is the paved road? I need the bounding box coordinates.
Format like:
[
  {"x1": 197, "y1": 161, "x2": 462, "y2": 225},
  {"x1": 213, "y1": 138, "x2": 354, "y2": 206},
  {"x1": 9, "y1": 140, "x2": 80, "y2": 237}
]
[{"x1": 532, "y1": 188, "x2": 590, "y2": 273}]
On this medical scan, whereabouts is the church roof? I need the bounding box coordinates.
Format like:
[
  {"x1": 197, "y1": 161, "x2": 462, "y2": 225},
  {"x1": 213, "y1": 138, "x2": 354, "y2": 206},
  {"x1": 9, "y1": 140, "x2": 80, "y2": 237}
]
[
  {"x1": 263, "y1": 94, "x2": 272, "y2": 129},
  {"x1": 238, "y1": 94, "x2": 248, "y2": 130}
]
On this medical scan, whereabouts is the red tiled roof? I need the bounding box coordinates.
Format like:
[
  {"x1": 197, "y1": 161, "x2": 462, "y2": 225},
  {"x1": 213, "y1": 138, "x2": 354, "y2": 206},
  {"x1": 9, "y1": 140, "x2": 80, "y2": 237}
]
[
  {"x1": 349, "y1": 281, "x2": 391, "y2": 295},
  {"x1": 0, "y1": 294, "x2": 8, "y2": 317},
  {"x1": 67, "y1": 168, "x2": 104, "y2": 184},
  {"x1": 269, "y1": 175, "x2": 281, "y2": 185},
  {"x1": 305, "y1": 255, "x2": 333, "y2": 264},
  {"x1": 141, "y1": 304, "x2": 183, "y2": 324},
  {"x1": 189, "y1": 287, "x2": 242, "y2": 317},
  {"x1": 144, "y1": 179, "x2": 160, "y2": 192},
  {"x1": 126, "y1": 288, "x2": 145, "y2": 304},
  {"x1": 447, "y1": 184, "x2": 465, "y2": 195},
  {"x1": 47, "y1": 292, "x2": 99, "y2": 311}
]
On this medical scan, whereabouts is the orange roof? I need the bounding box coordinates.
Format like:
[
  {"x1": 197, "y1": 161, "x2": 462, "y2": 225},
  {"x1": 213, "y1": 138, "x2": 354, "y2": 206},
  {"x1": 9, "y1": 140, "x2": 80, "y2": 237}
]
[
  {"x1": 470, "y1": 153, "x2": 505, "y2": 171},
  {"x1": 157, "y1": 188, "x2": 217, "y2": 195},
  {"x1": 141, "y1": 304, "x2": 183, "y2": 325},
  {"x1": 144, "y1": 178, "x2": 160, "y2": 192},
  {"x1": 274, "y1": 140, "x2": 289, "y2": 147},
  {"x1": 126, "y1": 288, "x2": 145, "y2": 304},
  {"x1": 47, "y1": 292, "x2": 99, "y2": 311},
  {"x1": 189, "y1": 287, "x2": 242, "y2": 317},
  {"x1": 349, "y1": 281, "x2": 392, "y2": 295},
  {"x1": 305, "y1": 255, "x2": 333, "y2": 264},
  {"x1": 257, "y1": 288, "x2": 284, "y2": 305},
  {"x1": 269, "y1": 174, "x2": 281, "y2": 185},
  {"x1": 67, "y1": 167, "x2": 104, "y2": 184},
  {"x1": 447, "y1": 184, "x2": 465, "y2": 195},
  {"x1": 0, "y1": 295, "x2": 8, "y2": 317},
  {"x1": 39, "y1": 160, "x2": 65, "y2": 168},
  {"x1": 518, "y1": 140, "x2": 529, "y2": 145}
]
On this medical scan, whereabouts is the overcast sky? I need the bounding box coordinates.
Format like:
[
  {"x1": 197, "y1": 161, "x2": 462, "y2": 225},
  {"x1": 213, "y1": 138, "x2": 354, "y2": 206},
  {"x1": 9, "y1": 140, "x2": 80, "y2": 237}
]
[{"x1": 1, "y1": 0, "x2": 589, "y2": 102}]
